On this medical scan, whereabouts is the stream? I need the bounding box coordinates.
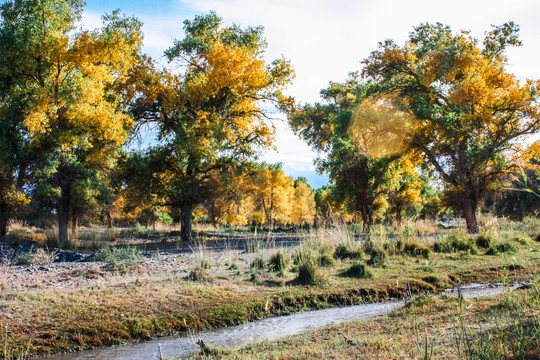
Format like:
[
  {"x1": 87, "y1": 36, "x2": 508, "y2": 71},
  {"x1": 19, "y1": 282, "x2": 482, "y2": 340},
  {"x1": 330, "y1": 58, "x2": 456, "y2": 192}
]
[{"x1": 46, "y1": 283, "x2": 515, "y2": 360}]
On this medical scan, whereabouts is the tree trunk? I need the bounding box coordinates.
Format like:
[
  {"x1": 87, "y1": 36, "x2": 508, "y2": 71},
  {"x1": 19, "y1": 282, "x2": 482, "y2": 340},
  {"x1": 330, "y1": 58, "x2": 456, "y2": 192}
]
[
  {"x1": 57, "y1": 183, "x2": 71, "y2": 248},
  {"x1": 180, "y1": 203, "x2": 193, "y2": 243},
  {"x1": 360, "y1": 202, "x2": 374, "y2": 233},
  {"x1": 71, "y1": 215, "x2": 78, "y2": 239},
  {"x1": 462, "y1": 199, "x2": 479, "y2": 234},
  {"x1": 395, "y1": 202, "x2": 403, "y2": 224},
  {"x1": 106, "y1": 211, "x2": 112, "y2": 228},
  {"x1": 0, "y1": 219, "x2": 7, "y2": 237}
]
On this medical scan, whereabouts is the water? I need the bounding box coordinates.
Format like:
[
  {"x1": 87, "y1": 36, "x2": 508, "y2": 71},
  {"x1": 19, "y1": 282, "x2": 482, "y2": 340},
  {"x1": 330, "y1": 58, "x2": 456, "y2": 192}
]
[{"x1": 46, "y1": 283, "x2": 513, "y2": 360}]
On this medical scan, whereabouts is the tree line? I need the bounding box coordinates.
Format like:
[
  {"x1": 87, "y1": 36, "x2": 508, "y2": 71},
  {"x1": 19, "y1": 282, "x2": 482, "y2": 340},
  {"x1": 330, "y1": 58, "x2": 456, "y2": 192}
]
[{"x1": 1, "y1": 0, "x2": 539, "y2": 246}]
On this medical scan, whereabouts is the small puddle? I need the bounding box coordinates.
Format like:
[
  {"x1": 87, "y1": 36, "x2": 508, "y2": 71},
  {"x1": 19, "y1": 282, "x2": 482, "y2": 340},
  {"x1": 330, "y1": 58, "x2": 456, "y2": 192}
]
[{"x1": 46, "y1": 283, "x2": 514, "y2": 360}]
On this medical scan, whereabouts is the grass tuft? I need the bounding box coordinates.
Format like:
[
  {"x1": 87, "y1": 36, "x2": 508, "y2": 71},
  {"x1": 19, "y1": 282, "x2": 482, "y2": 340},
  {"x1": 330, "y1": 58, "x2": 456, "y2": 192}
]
[
  {"x1": 342, "y1": 262, "x2": 373, "y2": 279},
  {"x1": 295, "y1": 250, "x2": 324, "y2": 285},
  {"x1": 95, "y1": 246, "x2": 143, "y2": 272},
  {"x1": 268, "y1": 249, "x2": 290, "y2": 277},
  {"x1": 14, "y1": 248, "x2": 57, "y2": 265},
  {"x1": 433, "y1": 234, "x2": 478, "y2": 254}
]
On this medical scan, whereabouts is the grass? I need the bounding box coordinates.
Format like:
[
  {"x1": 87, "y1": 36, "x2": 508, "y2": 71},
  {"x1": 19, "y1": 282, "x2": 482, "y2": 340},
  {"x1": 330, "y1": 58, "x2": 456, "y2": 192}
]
[
  {"x1": 0, "y1": 219, "x2": 539, "y2": 358},
  {"x1": 268, "y1": 249, "x2": 290, "y2": 277},
  {"x1": 294, "y1": 249, "x2": 324, "y2": 285},
  {"x1": 433, "y1": 233, "x2": 478, "y2": 254},
  {"x1": 95, "y1": 246, "x2": 144, "y2": 272},
  {"x1": 14, "y1": 248, "x2": 57, "y2": 265},
  {"x1": 342, "y1": 262, "x2": 372, "y2": 279},
  {"x1": 190, "y1": 283, "x2": 539, "y2": 360}
]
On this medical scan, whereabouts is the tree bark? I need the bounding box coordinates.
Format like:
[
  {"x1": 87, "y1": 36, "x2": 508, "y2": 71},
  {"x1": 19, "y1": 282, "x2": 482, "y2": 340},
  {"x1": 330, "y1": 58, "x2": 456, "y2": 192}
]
[
  {"x1": 57, "y1": 183, "x2": 71, "y2": 248},
  {"x1": 71, "y1": 215, "x2": 78, "y2": 239},
  {"x1": 462, "y1": 199, "x2": 479, "y2": 234},
  {"x1": 180, "y1": 203, "x2": 193, "y2": 243},
  {"x1": 106, "y1": 211, "x2": 112, "y2": 228},
  {"x1": 360, "y1": 203, "x2": 374, "y2": 233},
  {"x1": 0, "y1": 219, "x2": 7, "y2": 237}
]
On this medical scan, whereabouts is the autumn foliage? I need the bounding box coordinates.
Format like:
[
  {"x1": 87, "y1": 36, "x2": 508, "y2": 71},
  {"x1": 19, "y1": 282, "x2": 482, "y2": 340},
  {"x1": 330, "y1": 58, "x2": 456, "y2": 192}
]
[{"x1": 1, "y1": 2, "x2": 539, "y2": 242}]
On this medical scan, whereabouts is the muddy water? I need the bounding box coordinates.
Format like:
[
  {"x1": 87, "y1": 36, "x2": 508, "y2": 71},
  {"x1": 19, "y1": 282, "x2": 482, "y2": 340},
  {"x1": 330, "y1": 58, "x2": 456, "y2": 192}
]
[{"x1": 46, "y1": 283, "x2": 514, "y2": 360}]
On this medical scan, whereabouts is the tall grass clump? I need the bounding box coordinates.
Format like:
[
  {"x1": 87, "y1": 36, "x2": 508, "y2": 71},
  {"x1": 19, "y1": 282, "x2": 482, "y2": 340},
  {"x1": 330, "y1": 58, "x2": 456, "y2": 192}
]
[
  {"x1": 475, "y1": 234, "x2": 493, "y2": 249},
  {"x1": 364, "y1": 239, "x2": 387, "y2": 267},
  {"x1": 342, "y1": 262, "x2": 372, "y2": 279},
  {"x1": 433, "y1": 233, "x2": 478, "y2": 254},
  {"x1": 295, "y1": 249, "x2": 324, "y2": 285},
  {"x1": 485, "y1": 241, "x2": 518, "y2": 255},
  {"x1": 385, "y1": 239, "x2": 430, "y2": 259},
  {"x1": 188, "y1": 259, "x2": 212, "y2": 281},
  {"x1": 245, "y1": 239, "x2": 263, "y2": 253},
  {"x1": 96, "y1": 246, "x2": 143, "y2": 272},
  {"x1": 14, "y1": 248, "x2": 57, "y2": 265},
  {"x1": 268, "y1": 249, "x2": 290, "y2": 277}
]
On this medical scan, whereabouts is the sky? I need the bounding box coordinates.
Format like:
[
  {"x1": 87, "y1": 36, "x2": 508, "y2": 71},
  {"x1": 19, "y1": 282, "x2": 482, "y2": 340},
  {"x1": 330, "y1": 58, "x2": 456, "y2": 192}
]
[{"x1": 83, "y1": 0, "x2": 540, "y2": 188}]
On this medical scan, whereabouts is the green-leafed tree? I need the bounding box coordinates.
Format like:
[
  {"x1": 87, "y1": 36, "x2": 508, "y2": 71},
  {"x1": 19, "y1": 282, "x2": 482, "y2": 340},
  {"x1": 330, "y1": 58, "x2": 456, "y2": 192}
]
[
  {"x1": 361, "y1": 22, "x2": 540, "y2": 233},
  {"x1": 289, "y1": 74, "x2": 419, "y2": 231},
  {"x1": 0, "y1": 0, "x2": 144, "y2": 246}
]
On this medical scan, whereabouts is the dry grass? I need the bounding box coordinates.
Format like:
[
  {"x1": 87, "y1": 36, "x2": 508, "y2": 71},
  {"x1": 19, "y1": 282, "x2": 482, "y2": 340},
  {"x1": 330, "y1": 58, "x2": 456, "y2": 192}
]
[{"x1": 1, "y1": 218, "x2": 539, "y2": 358}]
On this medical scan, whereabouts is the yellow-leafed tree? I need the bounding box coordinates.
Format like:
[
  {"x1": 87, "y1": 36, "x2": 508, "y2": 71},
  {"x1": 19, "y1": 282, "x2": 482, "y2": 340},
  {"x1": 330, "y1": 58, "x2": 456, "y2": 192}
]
[{"x1": 130, "y1": 12, "x2": 294, "y2": 242}]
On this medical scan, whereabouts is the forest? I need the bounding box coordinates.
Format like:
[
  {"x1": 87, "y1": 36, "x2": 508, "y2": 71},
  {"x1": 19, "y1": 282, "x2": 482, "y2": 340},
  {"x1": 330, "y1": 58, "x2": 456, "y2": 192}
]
[{"x1": 0, "y1": 1, "x2": 539, "y2": 359}]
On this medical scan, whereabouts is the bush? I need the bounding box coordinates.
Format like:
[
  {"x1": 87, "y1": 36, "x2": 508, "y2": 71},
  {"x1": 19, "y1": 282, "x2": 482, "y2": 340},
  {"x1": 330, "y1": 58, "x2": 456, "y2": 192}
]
[
  {"x1": 14, "y1": 248, "x2": 57, "y2": 265},
  {"x1": 96, "y1": 246, "x2": 143, "y2": 272},
  {"x1": 342, "y1": 262, "x2": 372, "y2": 279},
  {"x1": 268, "y1": 250, "x2": 290, "y2": 276},
  {"x1": 433, "y1": 234, "x2": 478, "y2": 254}
]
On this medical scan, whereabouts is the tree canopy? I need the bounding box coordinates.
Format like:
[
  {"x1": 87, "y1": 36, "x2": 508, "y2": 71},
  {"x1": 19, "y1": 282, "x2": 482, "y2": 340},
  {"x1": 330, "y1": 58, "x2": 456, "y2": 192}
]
[
  {"x1": 129, "y1": 12, "x2": 295, "y2": 242},
  {"x1": 360, "y1": 21, "x2": 540, "y2": 232}
]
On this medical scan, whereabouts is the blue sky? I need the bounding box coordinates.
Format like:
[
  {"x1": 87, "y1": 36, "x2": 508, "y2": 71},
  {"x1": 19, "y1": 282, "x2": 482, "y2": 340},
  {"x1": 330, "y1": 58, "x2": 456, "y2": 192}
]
[{"x1": 83, "y1": 0, "x2": 540, "y2": 188}]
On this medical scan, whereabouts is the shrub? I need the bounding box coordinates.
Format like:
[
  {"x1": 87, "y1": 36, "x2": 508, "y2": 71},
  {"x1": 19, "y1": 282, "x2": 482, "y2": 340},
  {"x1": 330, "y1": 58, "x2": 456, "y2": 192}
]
[
  {"x1": 268, "y1": 250, "x2": 290, "y2": 276},
  {"x1": 14, "y1": 248, "x2": 57, "y2": 265},
  {"x1": 342, "y1": 262, "x2": 372, "y2": 279},
  {"x1": 96, "y1": 246, "x2": 143, "y2": 272},
  {"x1": 433, "y1": 234, "x2": 478, "y2": 254}
]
